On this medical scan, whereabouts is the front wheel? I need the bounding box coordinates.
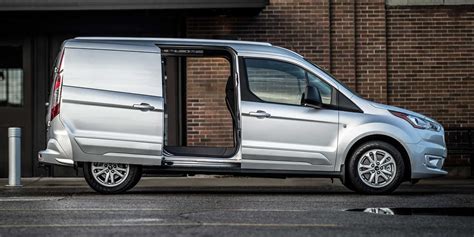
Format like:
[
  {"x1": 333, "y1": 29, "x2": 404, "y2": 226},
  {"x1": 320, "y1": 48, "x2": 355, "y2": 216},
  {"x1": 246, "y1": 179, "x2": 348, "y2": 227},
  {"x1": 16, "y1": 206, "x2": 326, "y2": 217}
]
[
  {"x1": 83, "y1": 162, "x2": 142, "y2": 194},
  {"x1": 346, "y1": 141, "x2": 405, "y2": 194}
]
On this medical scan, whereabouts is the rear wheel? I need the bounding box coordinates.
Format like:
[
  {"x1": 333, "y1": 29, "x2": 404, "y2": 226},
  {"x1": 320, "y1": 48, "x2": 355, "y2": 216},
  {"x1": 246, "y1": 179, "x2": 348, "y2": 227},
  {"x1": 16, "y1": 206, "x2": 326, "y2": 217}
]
[
  {"x1": 83, "y1": 162, "x2": 142, "y2": 194},
  {"x1": 346, "y1": 141, "x2": 405, "y2": 194}
]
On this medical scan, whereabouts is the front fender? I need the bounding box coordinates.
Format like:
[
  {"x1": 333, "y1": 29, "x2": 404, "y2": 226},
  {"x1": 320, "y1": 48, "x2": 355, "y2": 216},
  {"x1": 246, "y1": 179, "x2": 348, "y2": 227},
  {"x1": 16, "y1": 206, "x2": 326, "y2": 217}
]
[{"x1": 335, "y1": 120, "x2": 419, "y2": 171}]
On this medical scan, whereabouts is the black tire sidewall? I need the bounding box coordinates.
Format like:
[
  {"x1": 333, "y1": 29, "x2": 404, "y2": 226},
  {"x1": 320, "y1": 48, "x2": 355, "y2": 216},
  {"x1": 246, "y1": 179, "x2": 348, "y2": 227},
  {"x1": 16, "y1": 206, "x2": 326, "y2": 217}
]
[
  {"x1": 83, "y1": 162, "x2": 142, "y2": 194},
  {"x1": 347, "y1": 141, "x2": 405, "y2": 194}
]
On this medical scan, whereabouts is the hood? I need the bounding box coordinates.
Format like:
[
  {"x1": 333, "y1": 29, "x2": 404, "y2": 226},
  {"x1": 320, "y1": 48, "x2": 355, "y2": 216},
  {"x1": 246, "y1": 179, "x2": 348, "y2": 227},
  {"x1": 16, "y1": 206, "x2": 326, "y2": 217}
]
[{"x1": 369, "y1": 101, "x2": 434, "y2": 122}]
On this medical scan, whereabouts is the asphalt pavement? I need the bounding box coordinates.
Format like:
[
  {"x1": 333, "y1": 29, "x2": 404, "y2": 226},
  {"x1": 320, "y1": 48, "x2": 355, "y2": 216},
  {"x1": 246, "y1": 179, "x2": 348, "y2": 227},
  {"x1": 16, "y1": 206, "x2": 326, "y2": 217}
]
[{"x1": 0, "y1": 176, "x2": 473, "y2": 237}]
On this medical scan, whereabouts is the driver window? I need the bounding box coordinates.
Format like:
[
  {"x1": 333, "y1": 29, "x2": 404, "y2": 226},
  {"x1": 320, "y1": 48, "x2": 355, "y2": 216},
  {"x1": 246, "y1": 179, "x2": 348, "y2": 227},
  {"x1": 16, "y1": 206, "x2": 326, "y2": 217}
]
[
  {"x1": 245, "y1": 58, "x2": 336, "y2": 108},
  {"x1": 307, "y1": 72, "x2": 334, "y2": 106},
  {"x1": 245, "y1": 58, "x2": 305, "y2": 105}
]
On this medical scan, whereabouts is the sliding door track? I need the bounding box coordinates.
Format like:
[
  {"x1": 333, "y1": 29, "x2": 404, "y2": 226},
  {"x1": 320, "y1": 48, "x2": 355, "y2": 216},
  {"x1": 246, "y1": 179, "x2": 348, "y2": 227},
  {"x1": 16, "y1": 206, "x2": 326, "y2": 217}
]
[{"x1": 163, "y1": 156, "x2": 240, "y2": 168}]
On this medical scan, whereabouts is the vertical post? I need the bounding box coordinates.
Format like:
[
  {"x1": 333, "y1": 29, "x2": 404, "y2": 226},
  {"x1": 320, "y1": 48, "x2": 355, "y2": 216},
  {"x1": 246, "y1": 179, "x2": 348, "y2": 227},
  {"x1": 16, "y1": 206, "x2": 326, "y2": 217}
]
[
  {"x1": 7, "y1": 127, "x2": 22, "y2": 187},
  {"x1": 469, "y1": 129, "x2": 473, "y2": 178},
  {"x1": 471, "y1": 154, "x2": 473, "y2": 178}
]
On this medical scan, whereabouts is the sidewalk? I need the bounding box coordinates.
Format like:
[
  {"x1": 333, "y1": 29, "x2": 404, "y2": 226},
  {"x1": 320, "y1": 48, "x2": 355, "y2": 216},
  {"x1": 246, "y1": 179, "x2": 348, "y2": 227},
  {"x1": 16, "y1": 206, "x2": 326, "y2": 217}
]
[{"x1": 1, "y1": 176, "x2": 472, "y2": 190}]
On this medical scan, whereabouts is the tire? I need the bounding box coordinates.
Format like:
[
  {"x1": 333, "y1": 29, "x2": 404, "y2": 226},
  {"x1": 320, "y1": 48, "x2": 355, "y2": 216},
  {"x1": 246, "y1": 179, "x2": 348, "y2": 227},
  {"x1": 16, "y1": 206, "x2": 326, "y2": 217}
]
[
  {"x1": 342, "y1": 177, "x2": 356, "y2": 191},
  {"x1": 83, "y1": 162, "x2": 142, "y2": 194},
  {"x1": 347, "y1": 141, "x2": 405, "y2": 194}
]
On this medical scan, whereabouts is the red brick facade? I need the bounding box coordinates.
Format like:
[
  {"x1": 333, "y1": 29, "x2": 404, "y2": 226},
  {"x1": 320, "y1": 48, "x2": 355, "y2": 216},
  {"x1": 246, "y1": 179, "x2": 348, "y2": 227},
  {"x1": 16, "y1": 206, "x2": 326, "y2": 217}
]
[
  {"x1": 186, "y1": 57, "x2": 234, "y2": 147},
  {"x1": 185, "y1": 0, "x2": 474, "y2": 166},
  {"x1": 387, "y1": 6, "x2": 474, "y2": 127}
]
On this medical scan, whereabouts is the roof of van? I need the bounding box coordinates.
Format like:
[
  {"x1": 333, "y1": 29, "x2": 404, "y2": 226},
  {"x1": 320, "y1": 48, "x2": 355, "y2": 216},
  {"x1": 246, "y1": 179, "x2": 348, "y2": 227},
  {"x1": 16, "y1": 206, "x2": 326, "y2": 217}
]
[{"x1": 66, "y1": 37, "x2": 304, "y2": 59}]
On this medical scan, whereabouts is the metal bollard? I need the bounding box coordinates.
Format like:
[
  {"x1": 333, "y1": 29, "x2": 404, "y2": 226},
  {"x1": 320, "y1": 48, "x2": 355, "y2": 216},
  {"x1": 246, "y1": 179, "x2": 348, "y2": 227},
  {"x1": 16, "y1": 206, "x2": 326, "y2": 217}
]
[{"x1": 6, "y1": 127, "x2": 22, "y2": 187}]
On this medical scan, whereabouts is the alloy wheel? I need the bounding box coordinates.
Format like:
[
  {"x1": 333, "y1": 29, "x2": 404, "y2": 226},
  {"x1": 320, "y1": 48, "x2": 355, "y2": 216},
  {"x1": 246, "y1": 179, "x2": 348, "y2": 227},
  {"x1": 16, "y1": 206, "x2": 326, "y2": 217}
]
[
  {"x1": 357, "y1": 149, "x2": 397, "y2": 188},
  {"x1": 91, "y1": 162, "x2": 130, "y2": 187}
]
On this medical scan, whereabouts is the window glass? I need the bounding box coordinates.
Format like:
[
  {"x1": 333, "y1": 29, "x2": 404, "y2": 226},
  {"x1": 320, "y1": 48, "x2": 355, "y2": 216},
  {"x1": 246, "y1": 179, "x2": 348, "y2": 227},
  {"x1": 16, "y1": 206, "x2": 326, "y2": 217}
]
[
  {"x1": 65, "y1": 48, "x2": 162, "y2": 97},
  {"x1": 304, "y1": 57, "x2": 360, "y2": 97},
  {"x1": 307, "y1": 72, "x2": 333, "y2": 105},
  {"x1": 0, "y1": 46, "x2": 23, "y2": 107},
  {"x1": 245, "y1": 58, "x2": 305, "y2": 105}
]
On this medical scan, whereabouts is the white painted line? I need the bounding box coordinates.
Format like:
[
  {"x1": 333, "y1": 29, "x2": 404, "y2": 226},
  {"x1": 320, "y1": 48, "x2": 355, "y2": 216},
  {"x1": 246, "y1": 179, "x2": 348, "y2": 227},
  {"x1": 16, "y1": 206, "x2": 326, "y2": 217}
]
[
  {"x1": 0, "y1": 208, "x2": 308, "y2": 212},
  {"x1": 122, "y1": 218, "x2": 165, "y2": 222},
  {"x1": 0, "y1": 197, "x2": 63, "y2": 202},
  {"x1": 0, "y1": 222, "x2": 338, "y2": 229}
]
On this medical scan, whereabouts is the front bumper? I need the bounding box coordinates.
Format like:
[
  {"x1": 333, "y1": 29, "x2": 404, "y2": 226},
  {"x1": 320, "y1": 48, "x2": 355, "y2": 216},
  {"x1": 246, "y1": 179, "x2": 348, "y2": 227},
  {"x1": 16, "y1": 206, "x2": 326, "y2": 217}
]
[{"x1": 408, "y1": 139, "x2": 448, "y2": 179}]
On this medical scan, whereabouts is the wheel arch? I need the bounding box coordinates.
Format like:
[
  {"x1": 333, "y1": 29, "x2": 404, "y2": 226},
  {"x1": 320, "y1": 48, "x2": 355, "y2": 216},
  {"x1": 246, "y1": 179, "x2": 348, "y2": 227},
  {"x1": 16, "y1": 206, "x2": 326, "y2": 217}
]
[{"x1": 343, "y1": 134, "x2": 412, "y2": 181}]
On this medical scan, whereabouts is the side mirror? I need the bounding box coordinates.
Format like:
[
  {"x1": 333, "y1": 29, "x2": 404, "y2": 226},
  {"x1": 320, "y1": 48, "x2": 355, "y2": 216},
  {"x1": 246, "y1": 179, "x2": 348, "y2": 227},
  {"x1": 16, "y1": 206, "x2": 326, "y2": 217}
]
[{"x1": 303, "y1": 85, "x2": 322, "y2": 109}]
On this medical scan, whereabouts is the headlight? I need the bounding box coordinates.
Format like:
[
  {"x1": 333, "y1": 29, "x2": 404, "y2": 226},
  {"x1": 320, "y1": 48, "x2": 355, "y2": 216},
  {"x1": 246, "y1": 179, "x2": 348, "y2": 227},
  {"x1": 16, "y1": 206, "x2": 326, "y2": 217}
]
[{"x1": 390, "y1": 111, "x2": 441, "y2": 131}]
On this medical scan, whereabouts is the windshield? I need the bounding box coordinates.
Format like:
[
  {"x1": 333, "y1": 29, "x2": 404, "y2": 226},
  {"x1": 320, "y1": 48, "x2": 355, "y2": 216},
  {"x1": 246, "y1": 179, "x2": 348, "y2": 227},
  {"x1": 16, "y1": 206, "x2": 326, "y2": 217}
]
[{"x1": 303, "y1": 58, "x2": 360, "y2": 97}]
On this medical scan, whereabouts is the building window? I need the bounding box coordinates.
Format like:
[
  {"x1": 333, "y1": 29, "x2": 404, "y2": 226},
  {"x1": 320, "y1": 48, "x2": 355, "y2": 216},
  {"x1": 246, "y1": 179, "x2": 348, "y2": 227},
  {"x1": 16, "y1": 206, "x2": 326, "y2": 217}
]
[
  {"x1": 386, "y1": 0, "x2": 474, "y2": 6},
  {"x1": 0, "y1": 46, "x2": 23, "y2": 107}
]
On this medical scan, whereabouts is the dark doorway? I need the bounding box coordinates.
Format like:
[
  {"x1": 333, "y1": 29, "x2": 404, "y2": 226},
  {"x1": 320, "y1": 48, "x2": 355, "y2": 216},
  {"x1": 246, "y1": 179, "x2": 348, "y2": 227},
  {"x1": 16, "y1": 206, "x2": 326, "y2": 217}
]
[
  {"x1": 0, "y1": 10, "x2": 182, "y2": 177},
  {"x1": 0, "y1": 39, "x2": 33, "y2": 177}
]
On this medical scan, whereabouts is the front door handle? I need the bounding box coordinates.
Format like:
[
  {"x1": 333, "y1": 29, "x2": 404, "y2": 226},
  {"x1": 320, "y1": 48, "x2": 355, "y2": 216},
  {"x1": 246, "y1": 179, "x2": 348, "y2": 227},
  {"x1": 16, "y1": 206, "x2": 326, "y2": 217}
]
[
  {"x1": 248, "y1": 110, "x2": 271, "y2": 119},
  {"x1": 132, "y1": 103, "x2": 155, "y2": 111}
]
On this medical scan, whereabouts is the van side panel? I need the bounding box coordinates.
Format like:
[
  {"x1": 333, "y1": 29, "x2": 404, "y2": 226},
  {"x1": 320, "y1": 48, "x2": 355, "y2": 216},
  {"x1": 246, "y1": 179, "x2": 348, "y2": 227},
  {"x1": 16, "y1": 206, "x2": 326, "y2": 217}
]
[{"x1": 60, "y1": 48, "x2": 164, "y2": 165}]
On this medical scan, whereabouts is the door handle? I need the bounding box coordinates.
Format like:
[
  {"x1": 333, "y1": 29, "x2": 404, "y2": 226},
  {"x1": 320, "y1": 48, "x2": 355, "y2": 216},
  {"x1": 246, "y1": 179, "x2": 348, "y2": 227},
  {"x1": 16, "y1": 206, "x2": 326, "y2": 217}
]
[
  {"x1": 132, "y1": 103, "x2": 155, "y2": 111},
  {"x1": 248, "y1": 110, "x2": 271, "y2": 119}
]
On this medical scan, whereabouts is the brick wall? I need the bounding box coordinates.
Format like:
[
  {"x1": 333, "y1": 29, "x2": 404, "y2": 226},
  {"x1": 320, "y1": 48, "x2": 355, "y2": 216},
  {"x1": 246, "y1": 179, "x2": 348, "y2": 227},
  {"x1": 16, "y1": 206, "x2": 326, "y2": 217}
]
[
  {"x1": 186, "y1": 57, "x2": 234, "y2": 147},
  {"x1": 387, "y1": 5, "x2": 474, "y2": 127},
  {"x1": 329, "y1": 0, "x2": 388, "y2": 104},
  {"x1": 355, "y1": 0, "x2": 388, "y2": 103},
  {"x1": 186, "y1": 0, "x2": 331, "y2": 147},
  {"x1": 185, "y1": 0, "x2": 474, "y2": 166},
  {"x1": 187, "y1": 0, "x2": 331, "y2": 67},
  {"x1": 330, "y1": 0, "x2": 356, "y2": 88}
]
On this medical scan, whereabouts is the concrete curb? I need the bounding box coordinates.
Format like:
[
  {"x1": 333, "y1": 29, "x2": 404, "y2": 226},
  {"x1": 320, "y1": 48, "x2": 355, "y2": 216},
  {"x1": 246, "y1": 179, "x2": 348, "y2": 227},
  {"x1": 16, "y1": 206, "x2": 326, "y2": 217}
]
[{"x1": 0, "y1": 176, "x2": 472, "y2": 189}]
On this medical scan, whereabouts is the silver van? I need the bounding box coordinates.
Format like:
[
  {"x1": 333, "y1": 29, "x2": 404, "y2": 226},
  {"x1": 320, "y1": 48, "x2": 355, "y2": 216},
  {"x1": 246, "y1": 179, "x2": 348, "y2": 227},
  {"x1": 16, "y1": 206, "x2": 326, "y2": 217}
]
[{"x1": 39, "y1": 37, "x2": 447, "y2": 194}]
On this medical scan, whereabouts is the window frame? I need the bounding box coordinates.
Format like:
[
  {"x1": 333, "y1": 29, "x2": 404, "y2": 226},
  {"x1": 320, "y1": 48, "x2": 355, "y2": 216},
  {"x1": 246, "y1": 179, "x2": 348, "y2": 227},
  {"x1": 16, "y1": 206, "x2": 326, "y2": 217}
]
[
  {"x1": 239, "y1": 56, "x2": 362, "y2": 113},
  {"x1": 306, "y1": 70, "x2": 337, "y2": 108},
  {"x1": 244, "y1": 57, "x2": 308, "y2": 106},
  {"x1": 241, "y1": 56, "x2": 337, "y2": 109}
]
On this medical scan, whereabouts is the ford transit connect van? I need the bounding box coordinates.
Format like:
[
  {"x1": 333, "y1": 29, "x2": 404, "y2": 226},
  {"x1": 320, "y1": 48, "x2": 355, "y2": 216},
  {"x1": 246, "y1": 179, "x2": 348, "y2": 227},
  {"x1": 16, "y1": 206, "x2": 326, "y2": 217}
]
[{"x1": 39, "y1": 37, "x2": 447, "y2": 194}]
